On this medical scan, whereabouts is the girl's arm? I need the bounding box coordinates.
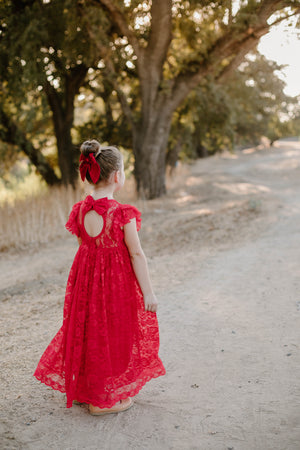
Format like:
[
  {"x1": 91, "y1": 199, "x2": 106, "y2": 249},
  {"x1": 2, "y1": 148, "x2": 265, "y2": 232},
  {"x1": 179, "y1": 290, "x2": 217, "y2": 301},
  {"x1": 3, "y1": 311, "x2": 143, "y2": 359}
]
[{"x1": 124, "y1": 218, "x2": 158, "y2": 313}]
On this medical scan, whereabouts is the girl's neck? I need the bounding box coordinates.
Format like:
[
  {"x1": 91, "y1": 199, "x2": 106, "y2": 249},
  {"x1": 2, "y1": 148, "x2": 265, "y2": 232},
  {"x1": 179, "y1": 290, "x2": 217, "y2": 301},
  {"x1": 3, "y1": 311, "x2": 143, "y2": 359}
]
[{"x1": 91, "y1": 184, "x2": 115, "y2": 200}]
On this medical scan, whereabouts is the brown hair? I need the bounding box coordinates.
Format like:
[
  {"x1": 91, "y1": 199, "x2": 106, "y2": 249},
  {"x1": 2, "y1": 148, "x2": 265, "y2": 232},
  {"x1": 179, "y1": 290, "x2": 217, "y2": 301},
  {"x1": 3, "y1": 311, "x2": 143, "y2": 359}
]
[{"x1": 80, "y1": 139, "x2": 122, "y2": 184}]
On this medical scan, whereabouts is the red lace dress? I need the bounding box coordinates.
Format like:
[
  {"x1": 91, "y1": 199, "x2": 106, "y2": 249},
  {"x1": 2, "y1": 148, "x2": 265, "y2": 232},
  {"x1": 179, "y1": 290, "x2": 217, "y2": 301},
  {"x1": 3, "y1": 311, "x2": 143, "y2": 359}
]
[{"x1": 34, "y1": 196, "x2": 165, "y2": 408}]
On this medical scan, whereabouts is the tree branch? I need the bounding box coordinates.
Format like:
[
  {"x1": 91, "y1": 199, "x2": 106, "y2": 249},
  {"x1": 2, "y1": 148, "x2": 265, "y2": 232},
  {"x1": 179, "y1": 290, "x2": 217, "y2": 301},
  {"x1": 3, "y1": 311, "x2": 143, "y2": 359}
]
[
  {"x1": 80, "y1": 10, "x2": 135, "y2": 127},
  {"x1": 268, "y1": 8, "x2": 300, "y2": 27},
  {"x1": 169, "y1": 0, "x2": 299, "y2": 110},
  {"x1": 217, "y1": 8, "x2": 300, "y2": 83},
  {"x1": 101, "y1": 60, "x2": 135, "y2": 127},
  {"x1": 144, "y1": 0, "x2": 172, "y2": 70},
  {"x1": 65, "y1": 64, "x2": 88, "y2": 122},
  {"x1": 136, "y1": 0, "x2": 173, "y2": 124},
  {"x1": 43, "y1": 79, "x2": 64, "y2": 132},
  {"x1": 0, "y1": 106, "x2": 60, "y2": 185},
  {"x1": 88, "y1": 0, "x2": 142, "y2": 59}
]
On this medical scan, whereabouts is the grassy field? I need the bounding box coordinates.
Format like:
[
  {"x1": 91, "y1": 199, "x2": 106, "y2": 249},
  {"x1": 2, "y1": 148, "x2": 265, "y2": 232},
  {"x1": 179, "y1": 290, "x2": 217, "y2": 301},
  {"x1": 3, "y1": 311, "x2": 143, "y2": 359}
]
[
  {"x1": 0, "y1": 168, "x2": 139, "y2": 252},
  {"x1": 0, "y1": 184, "x2": 82, "y2": 251}
]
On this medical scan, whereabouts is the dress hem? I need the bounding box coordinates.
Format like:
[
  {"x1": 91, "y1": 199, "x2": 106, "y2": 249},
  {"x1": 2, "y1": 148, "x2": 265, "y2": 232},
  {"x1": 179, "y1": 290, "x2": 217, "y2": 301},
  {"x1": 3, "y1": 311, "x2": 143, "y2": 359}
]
[{"x1": 33, "y1": 366, "x2": 166, "y2": 409}]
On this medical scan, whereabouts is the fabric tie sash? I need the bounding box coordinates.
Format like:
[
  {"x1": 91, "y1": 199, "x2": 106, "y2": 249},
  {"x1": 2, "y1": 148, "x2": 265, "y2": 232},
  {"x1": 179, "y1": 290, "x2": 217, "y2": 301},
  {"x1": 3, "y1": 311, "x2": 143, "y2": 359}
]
[
  {"x1": 79, "y1": 153, "x2": 101, "y2": 183},
  {"x1": 84, "y1": 195, "x2": 110, "y2": 215}
]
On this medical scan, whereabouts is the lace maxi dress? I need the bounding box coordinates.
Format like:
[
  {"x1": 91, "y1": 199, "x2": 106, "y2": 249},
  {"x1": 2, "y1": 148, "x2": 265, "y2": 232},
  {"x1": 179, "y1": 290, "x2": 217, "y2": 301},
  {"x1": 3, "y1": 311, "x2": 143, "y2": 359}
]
[{"x1": 34, "y1": 196, "x2": 165, "y2": 408}]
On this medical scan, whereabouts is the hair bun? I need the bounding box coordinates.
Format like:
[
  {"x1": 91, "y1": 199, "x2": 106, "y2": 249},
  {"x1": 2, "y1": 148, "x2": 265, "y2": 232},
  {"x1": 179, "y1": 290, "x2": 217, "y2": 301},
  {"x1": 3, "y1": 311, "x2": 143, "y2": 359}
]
[{"x1": 80, "y1": 139, "x2": 101, "y2": 157}]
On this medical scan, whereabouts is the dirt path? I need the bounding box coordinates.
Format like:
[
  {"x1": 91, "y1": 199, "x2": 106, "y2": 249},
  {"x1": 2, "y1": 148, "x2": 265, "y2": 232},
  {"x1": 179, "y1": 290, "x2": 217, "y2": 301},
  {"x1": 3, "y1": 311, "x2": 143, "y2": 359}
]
[{"x1": 1, "y1": 140, "x2": 300, "y2": 450}]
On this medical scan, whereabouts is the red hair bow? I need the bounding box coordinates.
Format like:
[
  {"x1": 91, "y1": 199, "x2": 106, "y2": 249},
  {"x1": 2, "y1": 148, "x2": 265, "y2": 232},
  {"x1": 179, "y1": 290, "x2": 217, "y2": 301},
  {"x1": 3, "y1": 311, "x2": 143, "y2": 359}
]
[{"x1": 79, "y1": 153, "x2": 101, "y2": 183}]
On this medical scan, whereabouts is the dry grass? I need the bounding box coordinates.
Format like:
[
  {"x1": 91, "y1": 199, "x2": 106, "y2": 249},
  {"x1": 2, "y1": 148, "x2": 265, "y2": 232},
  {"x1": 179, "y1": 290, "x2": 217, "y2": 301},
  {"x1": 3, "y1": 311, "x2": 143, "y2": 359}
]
[
  {"x1": 0, "y1": 161, "x2": 217, "y2": 253},
  {"x1": 0, "y1": 171, "x2": 142, "y2": 252},
  {"x1": 0, "y1": 164, "x2": 201, "y2": 253},
  {"x1": 0, "y1": 186, "x2": 83, "y2": 252}
]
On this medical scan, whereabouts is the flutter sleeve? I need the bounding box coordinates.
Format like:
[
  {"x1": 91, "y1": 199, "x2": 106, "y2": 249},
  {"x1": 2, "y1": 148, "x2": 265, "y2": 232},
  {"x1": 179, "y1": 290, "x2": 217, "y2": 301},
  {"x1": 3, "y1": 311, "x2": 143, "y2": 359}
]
[
  {"x1": 120, "y1": 204, "x2": 142, "y2": 231},
  {"x1": 65, "y1": 202, "x2": 82, "y2": 237}
]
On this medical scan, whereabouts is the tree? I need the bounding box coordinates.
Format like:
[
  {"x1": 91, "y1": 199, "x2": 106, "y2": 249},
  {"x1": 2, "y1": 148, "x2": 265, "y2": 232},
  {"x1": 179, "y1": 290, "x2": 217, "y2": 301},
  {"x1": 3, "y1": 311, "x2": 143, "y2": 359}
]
[
  {"x1": 1, "y1": 1, "x2": 299, "y2": 196},
  {"x1": 167, "y1": 52, "x2": 299, "y2": 162},
  {"x1": 166, "y1": 82, "x2": 233, "y2": 166},
  {"x1": 82, "y1": 0, "x2": 300, "y2": 198},
  {"x1": 0, "y1": 0, "x2": 95, "y2": 185},
  {"x1": 227, "y1": 53, "x2": 299, "y2": 145}
]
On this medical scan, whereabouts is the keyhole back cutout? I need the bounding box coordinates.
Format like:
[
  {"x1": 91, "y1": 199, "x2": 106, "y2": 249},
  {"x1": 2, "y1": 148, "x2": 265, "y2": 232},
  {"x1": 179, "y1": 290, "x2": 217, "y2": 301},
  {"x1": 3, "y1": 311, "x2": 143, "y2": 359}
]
[{"x1": 84, "y1": 210, "x2": 104, "y2": 237}]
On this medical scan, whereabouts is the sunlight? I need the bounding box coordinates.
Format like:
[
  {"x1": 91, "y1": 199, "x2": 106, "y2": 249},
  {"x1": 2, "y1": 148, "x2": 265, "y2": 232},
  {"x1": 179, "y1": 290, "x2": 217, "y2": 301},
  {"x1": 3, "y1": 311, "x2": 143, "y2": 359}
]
[
  {"x1": 176, "y1": 193, "x2": 197, "y2": 204},
  {"x1": 214, "y1": 182, "x2": 270, "y2": 195},
  {"x1": 192, "y1": 208, "x2": 212, "y2": 216},
  {"x1": 134, "y1": 14, "x2": 151, "y2": 30},
  {"x1": 186, "y1": 176, "x2": 205, "y2": 187},
  {"x1": 261, "y1": 159, "x2": 300, "y2": 172},
  {"x1": 258, "y1": 16, "x2": 300, "y2": 97}
]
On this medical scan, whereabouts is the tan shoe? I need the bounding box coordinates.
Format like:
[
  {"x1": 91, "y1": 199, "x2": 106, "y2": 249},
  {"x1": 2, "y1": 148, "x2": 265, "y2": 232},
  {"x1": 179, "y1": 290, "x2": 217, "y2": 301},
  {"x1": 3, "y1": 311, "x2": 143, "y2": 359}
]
[{"x1": 89, "y1": 398, "x2": 133, "y2": 416}]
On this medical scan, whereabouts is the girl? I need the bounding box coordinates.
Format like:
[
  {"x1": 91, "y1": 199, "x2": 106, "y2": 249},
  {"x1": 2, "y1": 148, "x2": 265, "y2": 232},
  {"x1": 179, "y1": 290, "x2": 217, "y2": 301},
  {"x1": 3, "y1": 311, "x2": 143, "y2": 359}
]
[{"x1": 34, "y1": 140, "x2": 165, "y2": 415}]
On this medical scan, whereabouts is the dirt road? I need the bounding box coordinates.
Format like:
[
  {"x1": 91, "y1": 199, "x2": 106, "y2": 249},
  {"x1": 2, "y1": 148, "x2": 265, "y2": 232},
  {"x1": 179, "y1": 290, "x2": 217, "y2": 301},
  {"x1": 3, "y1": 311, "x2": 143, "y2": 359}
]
[{"x1": 1, "y1": 139, "x2": 300, "y2": 450}]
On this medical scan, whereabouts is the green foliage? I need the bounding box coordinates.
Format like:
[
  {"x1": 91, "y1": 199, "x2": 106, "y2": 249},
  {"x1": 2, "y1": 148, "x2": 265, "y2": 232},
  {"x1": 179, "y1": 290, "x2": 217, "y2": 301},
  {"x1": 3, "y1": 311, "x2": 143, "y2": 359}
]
[
  {"x1": 0, "y1": 0, "x2": 101, "y2": 185},
  {"x1": 287, "y1": 114, "x2": 300, "y2": 139},
  {"x1": 168, "y1": 81, "x2": 234, "y2": 162},
  {"x1": 0, "y1": 142, "x2": 19, "y2": 176},
  {"x1": 168, "y1": 52, "x2": 299, "y2": 162},
  {"x1": 74, "y1": 78, "x2": 133, "y2": 149},
  {"x1": 228, "y1": 53, "x2": 299, "y2": 145},
  {"x1": 168, "y1": 1, "x2": 228, "y2": 75}
]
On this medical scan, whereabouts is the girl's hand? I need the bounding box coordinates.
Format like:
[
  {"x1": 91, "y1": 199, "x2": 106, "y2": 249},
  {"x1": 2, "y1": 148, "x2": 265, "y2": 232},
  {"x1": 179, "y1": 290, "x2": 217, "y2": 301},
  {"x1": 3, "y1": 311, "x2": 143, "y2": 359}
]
[{"x1": 144, "y1": 293, "x2": 158, "y2": 313}]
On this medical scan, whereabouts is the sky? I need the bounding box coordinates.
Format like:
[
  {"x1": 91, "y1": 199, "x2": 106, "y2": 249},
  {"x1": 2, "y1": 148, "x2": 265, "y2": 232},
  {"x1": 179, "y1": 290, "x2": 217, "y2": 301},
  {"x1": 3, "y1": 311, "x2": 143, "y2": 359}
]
[{"x1": 258, "y1": 18, "x2": 300, "y2": 98}]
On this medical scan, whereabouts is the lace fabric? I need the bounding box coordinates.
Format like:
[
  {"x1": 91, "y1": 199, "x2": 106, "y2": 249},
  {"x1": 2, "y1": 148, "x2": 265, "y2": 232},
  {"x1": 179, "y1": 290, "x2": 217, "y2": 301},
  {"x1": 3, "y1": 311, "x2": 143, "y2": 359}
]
[{"x1": 34, "y1": 197, "x2": 165, "y2": 408}]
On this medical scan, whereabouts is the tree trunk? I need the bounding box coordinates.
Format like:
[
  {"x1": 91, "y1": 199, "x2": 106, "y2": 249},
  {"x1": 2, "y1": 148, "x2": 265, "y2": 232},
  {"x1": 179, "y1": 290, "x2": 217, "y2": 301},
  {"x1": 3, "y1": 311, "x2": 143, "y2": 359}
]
[
  {"x1": 22, "y1": 139, "x2": 61, "y2": 186},
  {"x1": 44, "y1": 66, "x2": 88, "y2": 187},
  {"x1": 55, "y1": 125, "x2": 78, "y2": 187},
  {"x1": 133, "y1": 108, "x2": 172, "y2": 199},
  {"x1": 196, "y1": 143, "x2": 208, "y2": 159}
]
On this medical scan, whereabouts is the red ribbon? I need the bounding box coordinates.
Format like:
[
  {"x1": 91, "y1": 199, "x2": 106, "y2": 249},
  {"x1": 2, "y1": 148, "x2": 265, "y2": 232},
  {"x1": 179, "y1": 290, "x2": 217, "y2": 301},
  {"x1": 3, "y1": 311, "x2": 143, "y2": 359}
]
[
  {"x1": 79, "y1": 153, "x2": 101, "y2": 183},
  {"x1": 84, "y1": 195, "x2": 109, "y2": 214}
]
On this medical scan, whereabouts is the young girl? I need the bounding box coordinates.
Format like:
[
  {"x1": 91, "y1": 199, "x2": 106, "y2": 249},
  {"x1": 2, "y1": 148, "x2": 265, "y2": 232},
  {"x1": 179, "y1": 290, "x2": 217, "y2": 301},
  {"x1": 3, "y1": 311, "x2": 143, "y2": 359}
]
[{"x1": 34, "y1": 140, "x2": 165, "y2": 415}]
